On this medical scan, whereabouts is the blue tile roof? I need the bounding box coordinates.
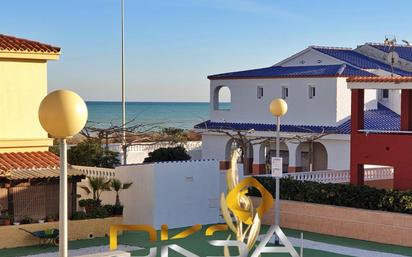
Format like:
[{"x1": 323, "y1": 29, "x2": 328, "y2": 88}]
[
  {"x1": 194, "y1": 104, "x2": 400, "y2": 134},
  {"x1": 369, "y1": 44, "x2": 412, "y2": 63},
  {"x1": 313, "y1": 47, "x2": 412, "y2": 76},
  {"x1": 208, "y1": 64, "x2": 376, "y2": 80}
]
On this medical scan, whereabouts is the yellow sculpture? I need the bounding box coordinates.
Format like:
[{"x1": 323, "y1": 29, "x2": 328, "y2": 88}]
[{"x1": 221, "y1": 150, "x2": 273, "y2": 255}]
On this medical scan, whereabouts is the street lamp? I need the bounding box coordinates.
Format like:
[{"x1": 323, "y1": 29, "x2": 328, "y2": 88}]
[
  {"x1": 39, "y1": 90, "x2": 88, "y2": 257},
  {"x1": 269, "y1": 98, "x2": 288, "y2": 244}
]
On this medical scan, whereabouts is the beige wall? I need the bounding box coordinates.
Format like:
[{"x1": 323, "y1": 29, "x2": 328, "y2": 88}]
[
  {"x1": 253, "y1": 197, "x2": 412, "y2": 247},
  {"x1": 0, "y1": 58, "x2": 53, "y2": 152},
  {"x1": 0, "y1": 217, "x2": 122, "y2": 249}
]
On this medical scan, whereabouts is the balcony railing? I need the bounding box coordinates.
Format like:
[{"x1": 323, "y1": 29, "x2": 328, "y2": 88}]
[
  {"x1": 255, "y1": 167, "x2": 394, "y2": 184},
  {"x1": 72, "y1": 165, "x2": 116, "y2": 178}
]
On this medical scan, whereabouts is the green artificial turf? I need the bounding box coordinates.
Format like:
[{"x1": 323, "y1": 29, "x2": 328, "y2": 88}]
[{"x1": 1, "y1": 225, "x2": 411, "y2": 257}]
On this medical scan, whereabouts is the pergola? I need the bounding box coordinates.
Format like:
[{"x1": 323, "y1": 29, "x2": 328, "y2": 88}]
[{"x1": 347, "y1": 76, "x2": 412, "y2": 190}]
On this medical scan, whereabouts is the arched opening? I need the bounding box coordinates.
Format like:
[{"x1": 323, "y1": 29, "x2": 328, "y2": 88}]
[
  {"x1": 224, "y1": 139, "x2": 254, "y2": 175},
  {"x1": 296, "y1": 142, "x2": 328, "y2": 171},
  {"x1": 261, "y1": 141, "x2": 289, "y2": 173},
  {"x1": 213, "y1": 86, "x2": 231, "y2": 110}
]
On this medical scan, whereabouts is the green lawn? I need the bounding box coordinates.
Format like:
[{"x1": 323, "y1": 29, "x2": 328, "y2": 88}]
[{"x1": 1, "y1": 225, "x2": 411, "y2": 257}]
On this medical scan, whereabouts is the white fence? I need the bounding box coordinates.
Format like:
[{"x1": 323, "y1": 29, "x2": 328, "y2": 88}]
[
  {"x1": 72, "y1": 165, "x2": 116, "y2": 178},
  {"x1": 108, "y1": 141, "x2": 202, "y2": 164},
  {"x1": 108, "y1": 141, "x2": 202, "y2": 153},
  {"x1": 278, "y1": 167, "x2": 394, "y2": 184}
]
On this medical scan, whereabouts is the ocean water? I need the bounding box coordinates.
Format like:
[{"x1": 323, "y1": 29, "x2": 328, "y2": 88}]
[{"x1": 86, "y1": 102, "x2": 212, "y2": 130}]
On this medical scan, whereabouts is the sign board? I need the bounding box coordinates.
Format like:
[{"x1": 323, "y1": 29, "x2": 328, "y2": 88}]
[{"x1": 271, "y1": 157, "x2": 283, "y2": 177}]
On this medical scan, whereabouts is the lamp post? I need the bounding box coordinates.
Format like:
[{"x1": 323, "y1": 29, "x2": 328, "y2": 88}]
[
  {"x1": 269, "y1": 98, "x2": 288, "y2": 244},
  {"x1": 39, "y1": 90, "x2": 88, "y2": 257}
]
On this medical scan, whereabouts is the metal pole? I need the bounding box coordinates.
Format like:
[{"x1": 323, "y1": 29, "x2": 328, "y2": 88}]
[
  {"x1": 121, "y1": 0, "x2": 126, "y2": 164},
  {"x1": 59, "y1": 138, "x2": 68, "y2": 257},
  {"x1": 275, "y1": 116, "x2": 281, "y2": 245}
]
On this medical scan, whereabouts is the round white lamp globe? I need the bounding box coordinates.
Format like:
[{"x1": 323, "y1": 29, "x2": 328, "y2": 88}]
[
  {"x1": 38, "y1": 90, "x2": 88, "y2": 138},
  {"x1": 269, "y1": 98, "x2": 288, "y2": 117}
]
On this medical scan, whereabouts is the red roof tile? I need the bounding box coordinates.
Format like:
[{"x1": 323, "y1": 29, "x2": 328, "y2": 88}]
[
  {"x1": 0, "y1": 151, "x2": 60, "y2": 173},
  {"x1": 347, "y1": 76, "x2": 412, "y2": 83},
  {"x1": 0, "y1": 34, "x2": 60, "y2": 54}
]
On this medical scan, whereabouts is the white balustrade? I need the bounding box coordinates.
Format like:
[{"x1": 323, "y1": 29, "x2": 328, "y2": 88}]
[
  {"x1": 108, "y1": 141, "x2": 202, "y2": 153},
  {"x1": 72, "y1": 165, "x2": 116, "y2": 178},
  {"x1": 255, "y1": 167, "x2": 394, "y2": 184}
]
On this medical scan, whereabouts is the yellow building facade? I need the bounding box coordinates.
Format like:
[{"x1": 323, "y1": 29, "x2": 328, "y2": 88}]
[{"x1": 0, "y1": 34, "x2": 60, "y2": 152}]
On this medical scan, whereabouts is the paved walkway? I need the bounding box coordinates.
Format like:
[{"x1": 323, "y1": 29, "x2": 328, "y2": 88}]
[{"x1": 288, "y1": 237, "x2": 410, "y2": 257}]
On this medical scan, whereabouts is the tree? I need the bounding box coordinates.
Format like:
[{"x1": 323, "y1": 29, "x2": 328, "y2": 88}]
[
  {"x1": 160, "y1": 127, "x2": 188, "y2": 145},
  {"x1": 110, "y1": 179, "x2": 133, "y2": 206},
  {"x1": 80, "y1": 120, "x2": 165, "y2": 165},
  {"x1": 143, "y1": 146, "x2": 191, "y2": 163},
  {"x1": 67, "y1": 138, "x2": 120, "y2": 168},
  {"x1": 80, "y1": 177, "x2": 111, "y2": 203}
]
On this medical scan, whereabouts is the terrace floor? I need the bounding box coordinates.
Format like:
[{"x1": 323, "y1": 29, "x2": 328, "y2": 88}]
[{"x1": 1, "y1": 225, "x2": 411, "y2": 257}]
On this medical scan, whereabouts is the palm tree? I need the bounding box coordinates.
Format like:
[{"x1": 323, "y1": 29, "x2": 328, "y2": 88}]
[
  {"x1": 110, "y1": 179, "x2": 133, "y2": 206},
  {"x1": 80, "y1": 177, "x2": 111, "y2": 203}
]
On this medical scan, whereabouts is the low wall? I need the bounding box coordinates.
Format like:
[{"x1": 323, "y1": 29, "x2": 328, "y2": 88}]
[
  {"x1": 116, "y1": 160, "x2": 220, "y2": 229},
  {"x1": 0, "y1": 217, "x2": 122, "y2": 249},
  {"x1": 252, "y1": 197, "x2": 412, "y2": 247}
]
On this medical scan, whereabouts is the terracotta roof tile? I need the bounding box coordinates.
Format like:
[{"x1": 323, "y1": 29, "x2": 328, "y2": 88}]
[
  {"x1": 0, "y1": 34, "x2": 60, "y2": 54},
  {"x1": 347, "y1": 76, "x2": 412, "y2": 83},
  {"x1": 0, "y1": 151, "x2": 60, "y2": 173}
]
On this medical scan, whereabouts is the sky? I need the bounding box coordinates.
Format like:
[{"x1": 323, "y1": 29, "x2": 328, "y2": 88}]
[{"x1": 2, "y1": 0, "x2": 412, "y2": 102}]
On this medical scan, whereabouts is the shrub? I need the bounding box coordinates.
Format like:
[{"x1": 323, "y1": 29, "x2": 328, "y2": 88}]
[
  {"x1": 88, "y1": 207, "x2": 110, "y2": 219},
  {"x1": 71, "y1": 211, "x2": 88, "y2": 220},
  {"x1": 66, "y1": 138, "x2": 120, "y2": 168},
  {"x1": 102, "y1": 204, "x2": 115, "y2": 216},
  {"x1": 143, "y1": 146, "x2": 191, "y2": 163},
  {"x1": 20, "y1": 216, "x2": 33, "y2": 224},
  {"x1": 249, "y1": 177, "x2": 412, "y2": 214},
  {"x1": 79, "y1": 199, "x2": 101, "y2": 208}
]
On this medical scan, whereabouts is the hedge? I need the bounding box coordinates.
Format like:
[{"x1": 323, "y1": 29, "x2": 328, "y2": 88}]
[{"x1": 249, "y1": 177, "x2": 412, "y2": 214}]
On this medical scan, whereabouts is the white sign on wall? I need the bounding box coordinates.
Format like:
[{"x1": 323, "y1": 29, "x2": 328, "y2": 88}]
[{"x1": 271, "y1": 157, "x2": 283, "y2": 177}]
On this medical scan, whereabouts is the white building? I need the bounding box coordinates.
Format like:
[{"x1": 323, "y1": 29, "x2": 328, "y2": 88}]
[{"x1": 195, "y1": 43, "x2": 410, "y2": 174}]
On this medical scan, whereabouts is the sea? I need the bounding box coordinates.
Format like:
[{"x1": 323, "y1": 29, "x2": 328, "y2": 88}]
[{"x1": 86, "y1": 101, "x2": 215, "y2": 130}]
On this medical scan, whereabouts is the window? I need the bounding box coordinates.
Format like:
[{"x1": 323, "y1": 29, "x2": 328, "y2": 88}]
[
  {"x1": 309, "y1": 85, "x2": 316, "y2": 99},
  {"x1": 282, "y1": 86, "x2": 288, "y2": 99},
  {"x1": 382, "y1": 89, "x2": 389, "y2": 99},
  {"x1": 257, "y1": 86, "x2": 264, "y2": 99}
]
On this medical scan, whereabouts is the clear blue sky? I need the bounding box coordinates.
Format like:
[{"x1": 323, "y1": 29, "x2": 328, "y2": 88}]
[{"x1": 2, "y1": 0, "x2": 412, "y2": 102}]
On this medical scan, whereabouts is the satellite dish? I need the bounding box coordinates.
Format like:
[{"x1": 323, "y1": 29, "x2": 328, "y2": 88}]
[{"x1": 386, "y1": 51, "x2": 399, "y2": 65}]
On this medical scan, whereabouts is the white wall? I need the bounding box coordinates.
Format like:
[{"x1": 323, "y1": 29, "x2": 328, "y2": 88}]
[
  {"x1": 116, "y1": 160, "x2": 220, "y2": 229},
  {"x1": 201, "y1": 134, "x2": 230, "y2": 160},
  {"x1": 211, "y1": 77, "x2": 340, "y2": 126},
  {"x1": 116, "y1": 164, "x2": 155, "y2": 225},
  {"x1": 336, "y1": 78, "x2": 378, "y2": 123},
  {"x1": 380, "y1": 89, "x2": 401, "y2": 114},
  {"x1": 319, "y1": 137, "x2": 350, "y2": 170}
]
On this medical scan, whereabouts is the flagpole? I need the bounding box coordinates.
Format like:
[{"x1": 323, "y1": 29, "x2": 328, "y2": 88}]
[{"x1": 121, "y1": 0, "x2": 126, "y2": 164}]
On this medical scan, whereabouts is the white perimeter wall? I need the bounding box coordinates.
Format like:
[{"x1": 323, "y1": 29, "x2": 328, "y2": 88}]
[
  {"x1": 116, "y1": 160, "x2": 220, "y2": 229},
  {"x1": 211, "y1": 77, "x2": 340, "y2": 126},
  {"x1": 115, "y1": 164, "x2": 155, "y2": 225}
]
